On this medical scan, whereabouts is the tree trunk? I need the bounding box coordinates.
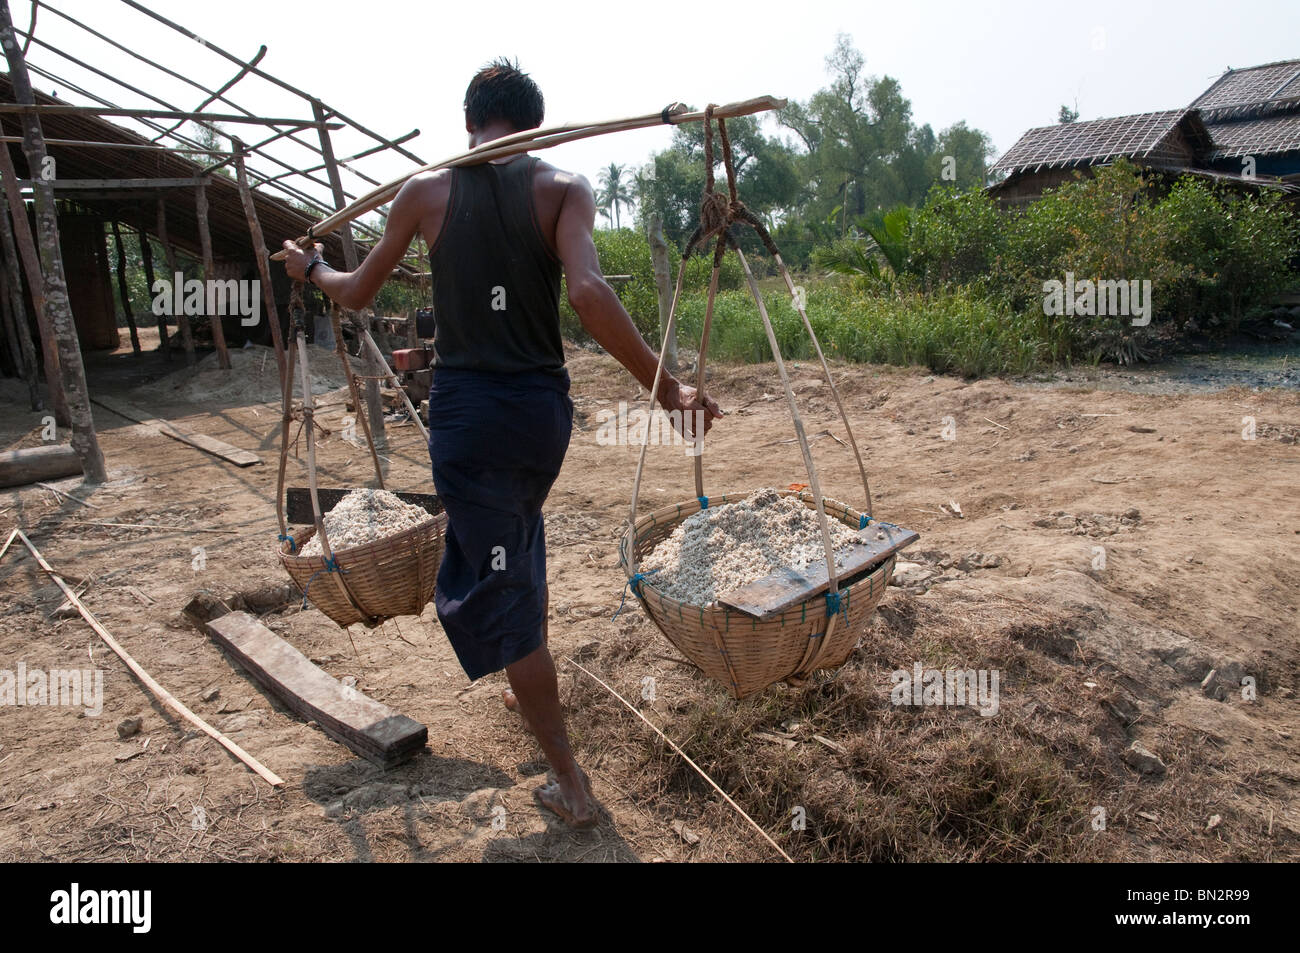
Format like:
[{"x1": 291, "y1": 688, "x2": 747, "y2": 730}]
[
  {"x1": 0, "y1": 134, "x2": 67, "y2": 423},
  {"x1": 110, "y1": 220, "x2": 141, "y2": 355},
  {"x1": 0, "y1": 186, "x2": 40, "y2": 408},
  {"x1": 194, "y1": 181, "x2": 231, "y2": 370},
  {"x1": 0, "y1": 1, "x2": 106, "y2": 482},
  {"x1": 647, "y1": 214, "x2": 678, "y2": 371},
  {"x1": 138, "y1": 216, "x2": 168, "y2": 357},
  {"x1": 157, "y1": 199, "x2": 195, "y2": 365}
]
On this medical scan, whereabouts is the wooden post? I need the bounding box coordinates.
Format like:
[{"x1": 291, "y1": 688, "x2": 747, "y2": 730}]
[
  {"x1": 194, "y1": 179, "x2": 231, "y2": 370},
  {"x1": 110, "y1": 220, "x2": 141, "y2": 355},
  {"x1": 0, "y1": 189, "x2": 40, "y2": 408},
  {"x1": 137, "y1": 217, "x2": 168, "y2": 358},
  {"x1": 648, "y1": 214, "x2": 678, "y2": 371},
  {"x1": 231, "y1": 138, "x2": 286, "y2": 382},
  {"x1": 0, "y1": 141, "x2": 66, "y2": 423},
  {"x1": 157, "y1": 199, "x2": 195, "y2": 365},
  {"x1": 314, "y1": 99, "x2": 385, "y2": 449},
  {"x1": 0, "y1": 1, "x2": 106, "y2": 482}
]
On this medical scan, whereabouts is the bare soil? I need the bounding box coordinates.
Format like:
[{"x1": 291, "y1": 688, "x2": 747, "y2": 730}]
[{"x1": 1, "y1": 332, "x2": 1296, "y2": 862}]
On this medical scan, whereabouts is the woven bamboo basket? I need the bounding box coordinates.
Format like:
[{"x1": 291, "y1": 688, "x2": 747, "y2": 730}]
[
  {"x1": 280, "y1": 513, "x2": 447, "y2": 628},
  {"x1": 619, "y1": 489, "x2": 895, "y2": 699}
]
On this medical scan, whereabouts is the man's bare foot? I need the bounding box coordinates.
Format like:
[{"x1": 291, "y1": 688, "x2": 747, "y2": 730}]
[
  {"x1": 502, "y1": 688, "x2": 535, "y2": 737},
  {"x1": 534, "y1": 768, "x2": 598, "y2": 830}
]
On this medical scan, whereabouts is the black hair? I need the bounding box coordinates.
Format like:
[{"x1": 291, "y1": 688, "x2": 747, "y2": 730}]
[{"x1": 463, "y1": 58, "x2": 544, "y2": 132}]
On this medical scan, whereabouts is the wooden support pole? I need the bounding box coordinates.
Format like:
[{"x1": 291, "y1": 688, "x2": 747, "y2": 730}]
[
  {"x1": 0, "y1": 142, "x2": 66, "y2": 424},
  {"x1": 109, "y1": 220, "x2": 141, "y2": 356},
  {"x1": 194, "y1": 180, "x2": 230, "y2": 370},
  {"x1": 156, "y1": 199, "x2": 194, "y2": 365},
  {"x1": 0, "y1": 1, "x2": 106, "y2": 482},
  {"x1": 0, "y1": 186, "x2": 40, "y2": 408},
  {"x1": 137, "y1": 216, "x2": 167, "y2": 358},
  {"x1": 232, "y1": 139, "x2": 285, "y2": 382},
  {"x1": 314, "y1": 100, "x2": 384, "y2": 449}
]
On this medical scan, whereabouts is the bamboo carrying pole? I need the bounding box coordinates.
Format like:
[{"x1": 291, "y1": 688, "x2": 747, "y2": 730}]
[
  {"x1": 0, "y1": 528, "x2": 284, "y2": 787},
  {"x1": 271, "y1": 96, "x2": 785, "y2": 261}
]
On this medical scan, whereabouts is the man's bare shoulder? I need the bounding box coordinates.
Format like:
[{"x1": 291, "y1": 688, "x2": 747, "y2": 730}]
[{"x1": 532, "y1": 159, "x2": 590, "y2": 195}]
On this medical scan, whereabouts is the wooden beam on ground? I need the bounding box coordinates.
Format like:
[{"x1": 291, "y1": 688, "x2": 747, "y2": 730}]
[
  {"x1": 717, "y1": 522, "x2": 921, "y2": 620},
  {"x1": 0, "y1": 444, "x2": 79, "y2": 488},
  {"x1": 200, "y1": 610, "x2": 427, "y2": 769},
  {"x1": 91, "y1": 395, "x2": 261, "y2": 467},
  {"x1": 0, "y1": 530, "x2": 283, "y2": 787}
]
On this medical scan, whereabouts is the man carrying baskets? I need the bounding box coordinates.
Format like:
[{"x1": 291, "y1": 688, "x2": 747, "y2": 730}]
[{"x1": 283, "y1": 59, "x2": 721, "y2": 829}]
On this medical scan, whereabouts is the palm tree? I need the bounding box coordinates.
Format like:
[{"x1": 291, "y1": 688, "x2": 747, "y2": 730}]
[{"x1": 597, "y1": 163, "x2": 634, "y2": 229}]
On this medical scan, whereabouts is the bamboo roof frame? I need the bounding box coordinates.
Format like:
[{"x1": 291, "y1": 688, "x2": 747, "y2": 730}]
[{"x1": 4, "y1": 0, "x2": 433, "y2": 275}]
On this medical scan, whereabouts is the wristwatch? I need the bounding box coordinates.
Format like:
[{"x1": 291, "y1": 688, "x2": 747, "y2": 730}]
[{"x1": 304, "y1": 254, "x2": 327, "y2": 283}]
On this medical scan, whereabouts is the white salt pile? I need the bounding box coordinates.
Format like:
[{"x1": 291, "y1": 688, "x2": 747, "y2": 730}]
[
  {"x1": 299, "y1": 488, "x2": 432, "y2": 556},
  {"x1": 638, "y1": 487, "x2": 865, "y2": 605}
]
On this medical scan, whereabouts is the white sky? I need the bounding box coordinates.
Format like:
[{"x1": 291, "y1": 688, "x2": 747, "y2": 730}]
[{"x1": 13, "y1": 0, "x2": 1300, "y2": 224}]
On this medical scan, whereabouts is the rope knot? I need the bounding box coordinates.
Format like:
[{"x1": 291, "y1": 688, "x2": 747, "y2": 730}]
[
  {"x1": 613, "y1": 568, "x2": 659, "y2": 620},
  {"x1": 278, "y1": 532, "x2": 297, "y2": 554}
]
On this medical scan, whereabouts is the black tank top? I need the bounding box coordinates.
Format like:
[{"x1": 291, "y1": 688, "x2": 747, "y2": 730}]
[{"x1": 428, "y1": 155, "x2": 565, "y2": 374}]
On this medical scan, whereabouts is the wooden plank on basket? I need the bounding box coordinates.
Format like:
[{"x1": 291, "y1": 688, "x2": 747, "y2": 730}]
[
  {"x1": 717, "y1": 522, "x2": 919, "y2": 620},
  {"x1": 205, "y1": 611, "x2": 428, "y2": 768},
  {"x1": 92, "y1": 396, "x2": 261, "y2": 467},
  {"x1": 284, "y1": 487, "x2": 443, "y2": 524}
]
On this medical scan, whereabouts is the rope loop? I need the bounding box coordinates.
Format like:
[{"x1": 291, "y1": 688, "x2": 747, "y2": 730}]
[
  {"x1": 277, "y1": 532, "x2": 297, "y2": 554},
  {"x1": 613, "y1": 569, "x2": 659, "y2": 620}
]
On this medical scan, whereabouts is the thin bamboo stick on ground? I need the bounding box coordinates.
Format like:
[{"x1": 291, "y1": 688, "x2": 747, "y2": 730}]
[
  {"x1": 0, "y1": 529, "x2": 284, "y2": 788},
  {"x1": 564, "y1": 656, "x2": 794, "y2": 863}
]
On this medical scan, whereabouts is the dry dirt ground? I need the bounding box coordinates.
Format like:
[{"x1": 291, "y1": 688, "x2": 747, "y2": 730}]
[{"x1": 1, "y1": 333, "x2": 1296, "y2": 862}]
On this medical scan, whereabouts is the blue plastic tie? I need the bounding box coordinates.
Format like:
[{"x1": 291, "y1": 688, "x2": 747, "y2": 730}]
[
  {"x1": 613, "y1": 569, "x2": 658, "y2": 620},
  {"x1": 302, "y1": 556, "x2": 345, "y2": 608},
  {"x1": 698, "y1": 496, "x2": 709, "y2": 510},
  {"x1": 825, "y1": 590, "x2": 843, "y2": 617},
  {"x1": 278, "y1": 532, "x2": 297, "y2": 554},
  {"x1": 859, "y1": 514, "x2": 869, "y2": 529}
]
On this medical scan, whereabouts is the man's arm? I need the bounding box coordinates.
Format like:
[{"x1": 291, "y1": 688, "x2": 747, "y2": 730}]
[
  {"x1": 280, "y1": 174, "x2": 431, "y2": 310},
  {"x1": 555, "y1": 174, "x2": 721, "y2": 436}
]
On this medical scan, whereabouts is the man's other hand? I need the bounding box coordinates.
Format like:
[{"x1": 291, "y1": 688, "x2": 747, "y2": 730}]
[{"x1": 661, "y1": 379, "x2": 723, "y2": 441}]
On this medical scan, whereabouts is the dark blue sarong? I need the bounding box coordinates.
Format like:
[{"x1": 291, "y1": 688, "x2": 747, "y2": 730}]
[{"x1": 427, "y1": 367, "x2": 573, "y2": 680}]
